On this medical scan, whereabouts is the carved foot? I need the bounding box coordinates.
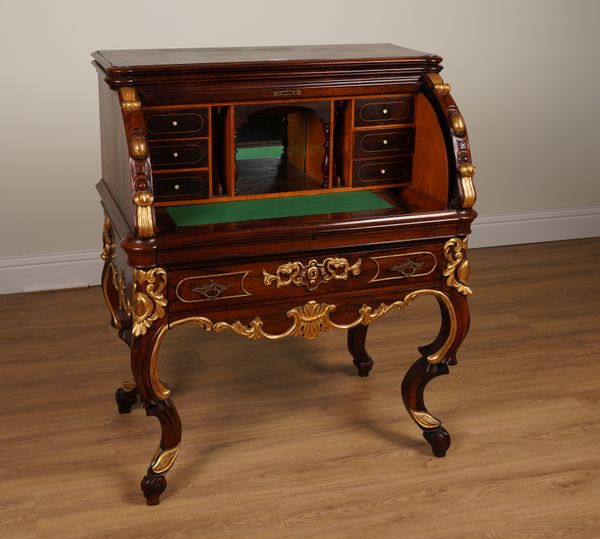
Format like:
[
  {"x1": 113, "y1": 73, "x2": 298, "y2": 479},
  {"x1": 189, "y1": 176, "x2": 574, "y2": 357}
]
[
  {"x1": 115, "y1": 381, "x2": 138, "y2": 414},
  {"x1": 353, "y1": 356, "x2": 374, "y2": 377},
  {"x1": 423, "y1": 427, "x2": 451, "y2": 457},
  {"x1": 348, "y1": 325, "x2": 373, "y2": 377},
  {"x1": 141, "y1": 471, "x2": 167, "y2": 506}
]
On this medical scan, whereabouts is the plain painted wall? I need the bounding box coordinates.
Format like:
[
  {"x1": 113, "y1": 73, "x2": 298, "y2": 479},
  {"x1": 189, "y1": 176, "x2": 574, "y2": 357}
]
[{"x1": 1, "y1": 0, "x2": 599, "y2": 258}]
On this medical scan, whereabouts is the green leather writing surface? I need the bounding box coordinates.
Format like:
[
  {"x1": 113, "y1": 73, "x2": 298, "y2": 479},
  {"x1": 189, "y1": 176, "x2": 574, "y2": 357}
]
[{"x1": 167, "y1": 191, "x2": 393, "y2": 227}]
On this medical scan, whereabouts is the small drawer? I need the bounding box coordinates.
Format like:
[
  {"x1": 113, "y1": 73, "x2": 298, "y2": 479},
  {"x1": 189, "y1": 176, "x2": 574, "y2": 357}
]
[
  {"x1": 353, "y1": 128, "x2": 415, "y2": 158},
  {"x1": 354, "y1": 96, "x2": 414, "y2": 127},
  {"x1": 145, "y1": 108, "x2": 208, "y2": 138},
  {"x1": 154, "y1": 173, "x2": 209, "y2": 201},
  {"x1": 149, "y1": 139, "x2": 208, "y2": 170},
  {"x1": 352, "y1": 157, "x2": 412, "y2": 186}
]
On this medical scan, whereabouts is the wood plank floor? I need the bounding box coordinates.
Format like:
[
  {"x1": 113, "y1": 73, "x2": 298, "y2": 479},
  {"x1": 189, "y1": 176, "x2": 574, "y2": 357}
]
[{"x1": 1, "y1": 238, "x2": 599, "y2": 538}]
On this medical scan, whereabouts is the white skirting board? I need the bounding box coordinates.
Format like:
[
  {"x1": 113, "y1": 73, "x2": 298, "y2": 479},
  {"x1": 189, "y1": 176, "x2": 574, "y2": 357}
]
[{"x1": 1, "y1": 205, "x2": 599, "y2": 294}]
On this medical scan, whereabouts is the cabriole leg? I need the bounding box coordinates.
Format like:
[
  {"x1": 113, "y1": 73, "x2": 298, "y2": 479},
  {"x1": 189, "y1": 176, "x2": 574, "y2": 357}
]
[
  {"x1": 131, "y1": 319, "x2": 182, "y2": 506},
  {"x1": 348, "y1": 324, "x2": 373, "y2": 377},
  {"x1": 401, "y1": 290, "x2": 470, "y2": 457}
]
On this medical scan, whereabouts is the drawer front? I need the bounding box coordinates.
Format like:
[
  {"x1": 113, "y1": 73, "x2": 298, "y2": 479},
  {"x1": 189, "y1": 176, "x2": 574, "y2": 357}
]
[
  {"x1": 145, "y1": 108, "x2": 208, "y2": 138},
  {"x1": 353, "y1": 128, "x2": 415, "y2": 158},
  {"x1": 175, "y1": 271, "x2": 252, "y2": 303},
  {"x1": 354, "y1": 96, "x2": 414, "y2": 127},
  {"x1": 154, "y1": 172, "x2": 209, "y2": 201},
  {"x1": 149, "y1": 139, "x2": 208, "y2": 170},
  {"x1": 352, "y1": 157, "x2": 412, "y2": 186},
  {"x1": 168, "y1": 244, "x2": 443, "y2": 312},
  {"x1": 368, "y1": 251, "x2": 438, "y2": 283}
]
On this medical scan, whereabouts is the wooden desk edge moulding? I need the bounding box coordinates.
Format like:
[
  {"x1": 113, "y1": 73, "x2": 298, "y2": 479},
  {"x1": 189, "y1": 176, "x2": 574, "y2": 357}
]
[{"x1": 93, "y1": 44, "x2": 477, "y2": 505}]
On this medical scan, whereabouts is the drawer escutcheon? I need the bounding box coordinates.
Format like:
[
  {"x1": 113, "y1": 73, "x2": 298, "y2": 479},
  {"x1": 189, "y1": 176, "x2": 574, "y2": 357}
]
[
  {"x1": 369, "y1": 251, "x2": 437, "y2": 283},
  {"x1": 176, "y1": 271, "x2": 252, "y2": 303},
  {"x1": 263, "y1": 257, "x2": 362, "y2": 291}
]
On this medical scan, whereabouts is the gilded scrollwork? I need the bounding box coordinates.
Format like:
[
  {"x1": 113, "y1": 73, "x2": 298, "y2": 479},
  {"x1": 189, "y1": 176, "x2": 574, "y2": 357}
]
[
  {"x1": 132, "y1": 267, "x2": 168, "y2": 337},
  {"x1": 133, "y1": 191, "x2": 155, "y2": 239},
  {"x1": 101, "y1": 215, "x2": 115, "y2": 261},
  {"x1": 458, "y1": 163, "x2": 477, "y2": 208},
  {"x1": 443, "y1": 238, "x2": 472, "y2": 296},
  {"x1": 262, "y1": 257, "x2": 362, "y2": 291},
  {"x1": 146, "y1": 289, "x2": 457, "y2": 401},
  {"x1": 118, "y1": 87, "x2": 141, "y2": 111},
  {"x1": 426, "y1": 73, "x2": 451, "y2": 96}
]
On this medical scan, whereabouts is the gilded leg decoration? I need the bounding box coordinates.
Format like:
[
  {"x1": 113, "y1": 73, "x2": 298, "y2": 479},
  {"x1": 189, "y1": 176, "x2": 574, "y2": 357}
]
[
  {"x1": 348, "y1": 325, "x2": 373, "y2": 377},
  {"x1": 115, "y1": 379, "x2": 139, "y2": 414}
]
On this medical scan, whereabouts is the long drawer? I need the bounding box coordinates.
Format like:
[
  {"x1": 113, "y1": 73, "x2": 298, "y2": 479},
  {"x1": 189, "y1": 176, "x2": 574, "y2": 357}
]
[{"x1": 167, "y1": 243, "x2": 443, "y2": 312}]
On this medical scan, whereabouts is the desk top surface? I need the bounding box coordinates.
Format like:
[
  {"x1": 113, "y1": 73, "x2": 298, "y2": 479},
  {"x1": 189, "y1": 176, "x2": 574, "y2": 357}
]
[{"x1": 93, "y1": 43, "x2": 439, "y2": 75}]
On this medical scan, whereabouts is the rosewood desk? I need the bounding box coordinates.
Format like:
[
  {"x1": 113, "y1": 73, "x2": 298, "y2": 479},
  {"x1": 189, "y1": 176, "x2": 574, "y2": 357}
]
[{"x1": 92, "y1": 44, "x2": 477, "y2": 505}]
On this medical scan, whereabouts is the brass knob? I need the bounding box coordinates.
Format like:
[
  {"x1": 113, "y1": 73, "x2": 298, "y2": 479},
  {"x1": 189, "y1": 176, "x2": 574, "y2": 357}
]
[
  {"x1": 173, "y1": 152, "x2": 179, "y2": 157},
  {"x1": 380, "y1": 169, "x2": 386, "y2": 174},
  {"x1": 382, "y1": 108, "x2": 389, "y2": 115},
  {"x1": 174, "y1": 184, "x2": 180, "y2": 190},
  {"x1": 172, "y1": 120, "x2": 178, "y2": 127},
  {"x1": 382, "y1": 139, "x2": 388, "y2": 145}
]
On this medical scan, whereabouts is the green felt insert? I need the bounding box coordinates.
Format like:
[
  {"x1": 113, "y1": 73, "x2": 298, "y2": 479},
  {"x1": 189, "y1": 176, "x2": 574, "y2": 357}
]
[
  {"x1": 237, "y1": 146, "x2": 283, "y2": 160},
  {"x1": 167, "y1": 191, "x2": 393, "y2": 227}
]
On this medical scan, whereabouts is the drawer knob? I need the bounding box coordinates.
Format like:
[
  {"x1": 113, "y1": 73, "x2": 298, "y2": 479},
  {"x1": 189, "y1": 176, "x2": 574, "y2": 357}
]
[
  {"x1": 174, "y1": 184, "x2": 180, "y2": 190},
  {"x1": 380, "y1": 169, "x2": 386, "y2": 175},
  {"x1": 382, "y1": 139, "x2": 388, "y2": 145},
  {"x1": 382, "y1": 108, "x2": 389, "y2": 115},
  {"x1": 173, "y1": 152, "x2": 179, "y2": 157},
  {"x1": 171, "y1": 120, "x2": 178, "y2": 126}
]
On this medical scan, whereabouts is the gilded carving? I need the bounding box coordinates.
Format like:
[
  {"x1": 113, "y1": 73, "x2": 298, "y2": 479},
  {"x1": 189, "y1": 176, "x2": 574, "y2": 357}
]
[
  {"x1": 146, "y1": 289, "x2": 457, "y2": 400},
  {"x1": 173, "y1": 290, "x2": 456, "y2": 360},
  {"x1": 410, "y1": 409, "x2": 442, "y2": 429},
  {"x1": 263, "y1": 257, "x2": 362, "y2": 291},
  {"x1": 150, "y1": 444, "x2": 180, "y2": 474},
  {"x1": 130, "y1": 134, "x2": 148, "y2": 159},
  {"x1": 132, "y1": 267, "x2": 168, "y2": 337},
  {"x1": 122, "y1": 379, "x2": 137, "y2": 392},
  {"x1": 443, "y1": 238, "x2": 472, "y2": 296},
  {"x1": 458, "y1": 163, "x2": 477, "y2": 208},
  {"x1": 134, "y1": 191, "x2": 155, "y2": 238},
  {"x1": 449, "y1": 111, "x2": 466, "y2": 136},
  {"x1": 118, "y1": 87, "x2": 141, "y2": 111},
  {"x1": 426, "y1": 73, "x2": 451, "y2": 96},
  {"x1": 101, "y1": 215, "x2": 115, "y2": 261}
]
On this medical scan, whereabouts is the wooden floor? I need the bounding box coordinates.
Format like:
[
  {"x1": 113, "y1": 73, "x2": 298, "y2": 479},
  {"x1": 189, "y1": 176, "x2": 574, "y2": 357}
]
[{"x1": 1, "y1": 238, "x2": 599, "y2": 538}]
